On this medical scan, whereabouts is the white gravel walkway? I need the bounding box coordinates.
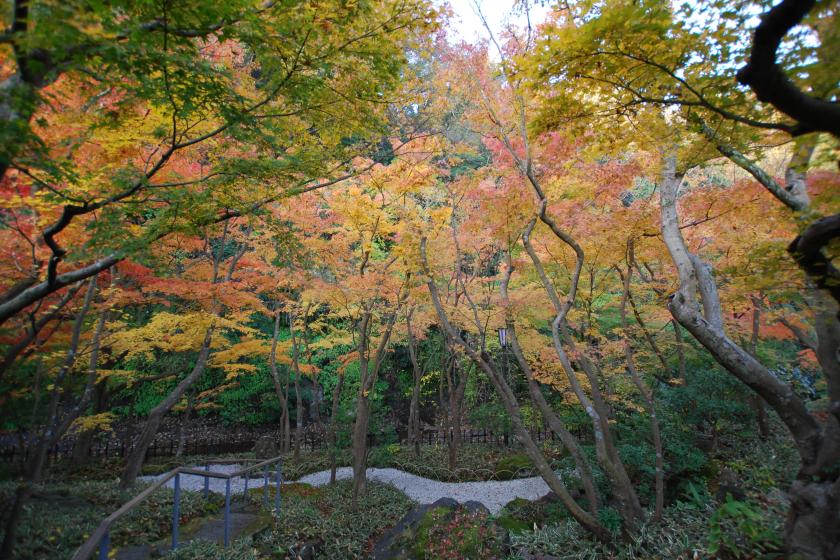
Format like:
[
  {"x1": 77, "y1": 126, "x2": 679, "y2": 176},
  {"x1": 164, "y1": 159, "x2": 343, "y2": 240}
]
[
  {"x1": 140, "y1": 465, "x2": 553, "y2": 514},
  {"x1": 298, "y1": 467, "x2": 552, "y2": 514}
]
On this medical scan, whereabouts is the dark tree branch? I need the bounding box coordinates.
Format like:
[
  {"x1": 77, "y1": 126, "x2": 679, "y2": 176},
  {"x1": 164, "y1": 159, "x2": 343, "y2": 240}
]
[
  {"x1": 788, "y1": 213, "x2": 840, "y2": 310},
  {"x1": 737, "y1": 0, "x2": 840, "y2": 138}
]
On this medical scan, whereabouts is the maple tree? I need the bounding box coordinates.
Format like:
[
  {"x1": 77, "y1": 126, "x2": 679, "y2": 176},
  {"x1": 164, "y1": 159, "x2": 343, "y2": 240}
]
[{"x1": 0, "y1": 2, "x2": 838, "y2": 559}]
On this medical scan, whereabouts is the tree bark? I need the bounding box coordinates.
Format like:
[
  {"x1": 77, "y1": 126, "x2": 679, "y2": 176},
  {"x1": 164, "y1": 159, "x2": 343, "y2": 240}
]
[
  {"x1": 659, "y1": 152, "x2": 839, "y2": 558},
  {"x1": 268, "y1": 308, "x2": 290, "y2": 454},
  {"x1": 290, "y1": 311, "x2": 304, "y2": 459},
  {"x1": 350, "y1": 305, "x2": 400, "y2": 508},
  {"x1": 500, "y1": 252, "x2": 600, "y2": 515}
]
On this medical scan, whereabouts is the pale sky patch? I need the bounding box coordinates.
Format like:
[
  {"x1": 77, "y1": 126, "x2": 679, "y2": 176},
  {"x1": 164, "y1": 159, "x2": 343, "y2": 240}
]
[{"x1": 443, "y1": 0, "x2": 553, "y2": 49}]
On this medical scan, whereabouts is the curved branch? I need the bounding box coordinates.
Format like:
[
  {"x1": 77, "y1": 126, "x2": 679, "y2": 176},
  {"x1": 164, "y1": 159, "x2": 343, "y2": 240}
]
[{"x1": 737, "y1": 0, "x2": 840, "y2": 138}]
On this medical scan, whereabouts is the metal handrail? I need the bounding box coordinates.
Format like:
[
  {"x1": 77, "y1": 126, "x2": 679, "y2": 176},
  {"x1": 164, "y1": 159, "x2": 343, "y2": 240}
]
[{"x1": 70, "y1": 455, "x2": 283, "y2": 560}]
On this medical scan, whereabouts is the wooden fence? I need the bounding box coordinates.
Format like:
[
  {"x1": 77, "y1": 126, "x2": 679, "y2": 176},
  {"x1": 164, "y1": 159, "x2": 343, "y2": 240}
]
[{"x1": 0, "y1": 427, "x2": 580, "y2": 463}]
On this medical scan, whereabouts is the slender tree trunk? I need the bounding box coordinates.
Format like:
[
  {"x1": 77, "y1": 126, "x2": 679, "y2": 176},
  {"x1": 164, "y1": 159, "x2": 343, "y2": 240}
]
[
  {"x1": 420, "y1": 237, "x2": 610, "y2": 542},
  {"x1": 1, "y1": 275, "x2": 98, "y2": 559},
  {"x1": 119, "y1": 326, "x2": 214, "y2": 489},
  {"x1": 522, "y1": 217, "x2": 644, "y2": 529},
  {"x1": 619, "y1": 254, "x2": 665, "y2": 521},
  {"x1": 350, "y1": 302, "x2": 402, "y2": 508},
  {"x1": 329, "y1": 372, "x2": 346, "y2": 484},
  {"x1": 71, "y1": 381, "x2": 107, "y2": 464},
  {"x1": 290, "y1": 312, "x2": 304, "y2": 459},
  {"x1": 500, "y1": 251, "x2": 600, "y2": 515},
  {"x1": 268, "y1": 309, "x2": 290, "y2": 454},
  {"x1": 175, "y1": 391, "x2": 195, "y2": 458},
  {"x1": 350, "y1": 387, "x2": 371, "y2": 505}
]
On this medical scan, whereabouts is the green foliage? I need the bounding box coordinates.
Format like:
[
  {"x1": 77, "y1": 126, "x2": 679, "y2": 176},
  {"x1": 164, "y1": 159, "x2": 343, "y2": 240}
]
[
  {"x1": 215, "y1": 366, "x2": 280, "y2": 426},
  {"x1": 0, "y1": 481, "x2": 222, "y2": 560},
  {"x1": 254, "y1": 481, "x2": 411, "y2": 560},
  {"x1": 708, "y1": 496, "x2": 783, "y2": 559},
  {"x1": 468, "y1": 402, "x2": 511, "y2": 434},
  {"x1": 494, "y1": 453, "x2": 534, "y2": 481}
]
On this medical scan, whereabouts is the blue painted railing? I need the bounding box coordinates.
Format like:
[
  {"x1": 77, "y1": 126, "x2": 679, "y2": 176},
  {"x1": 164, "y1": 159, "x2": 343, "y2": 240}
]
[{"x1": 72, "y1": 455, "x2": 283, "y2": 560}]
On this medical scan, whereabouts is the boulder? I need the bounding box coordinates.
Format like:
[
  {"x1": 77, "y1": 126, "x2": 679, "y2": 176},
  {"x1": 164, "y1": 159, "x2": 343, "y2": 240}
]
[{"x1": 252, "y1": 435, "x2": 278, "y2": 459}]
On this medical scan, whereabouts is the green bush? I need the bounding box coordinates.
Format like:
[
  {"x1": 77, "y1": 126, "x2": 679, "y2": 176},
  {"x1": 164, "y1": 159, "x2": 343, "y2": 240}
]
[
  {"x1": 708, "y1": 496, "x2": 783, "y2": 559},
  {"x1": 495, "y1": 453, "x2": 533, "y2": 480},
  {"x1": 253, "y1": 480, "x2": 411, "y2": 559}
]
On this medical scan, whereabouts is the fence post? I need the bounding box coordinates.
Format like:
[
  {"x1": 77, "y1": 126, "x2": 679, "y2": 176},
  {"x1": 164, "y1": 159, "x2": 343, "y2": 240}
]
[
  {"x1": 224, "y1": 478, "x2": 231, "y2": 547},
  {"x1": 172, "y1": 472, "x2": 181, "y2": 550},
  {"x1": 243, "y1": 470, "x2": 249, "y2": 499},
  {"x1": 98, "y1": 530, "x2": 110, "y2": 560}
]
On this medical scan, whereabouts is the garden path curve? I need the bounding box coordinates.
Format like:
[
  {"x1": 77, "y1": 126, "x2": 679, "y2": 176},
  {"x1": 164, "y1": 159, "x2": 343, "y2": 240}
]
[{"x1": 141, "y1": 465, "x2": 553, "y2": 514}]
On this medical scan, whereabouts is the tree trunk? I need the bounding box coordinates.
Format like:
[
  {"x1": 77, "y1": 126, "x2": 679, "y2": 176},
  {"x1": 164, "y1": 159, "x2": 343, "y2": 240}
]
[
  {"x1": 268, "y1": 309, "x2": 290, "y2": 454},
  {"x1": 351, "y1": 390, "x2": 371, "y2": 506},
  {"x1": 329, "y1": 372, "x2": 346, "y2": 484},
  {"x1": 290, "y1": 312, "x2": 304, "y2": 459},
  {"x1": 619, "y1": 257, "x2": 665, "y2": 520},
  {"x1": 71, "y1": 381, "x2": 108, "y2": 464},
  {"x1": 421, "y1": 237, "x2": 610, "y2": 542},
  {"x1": 119, "y1": 326, "x2": 213, "y2": 489},
  {"x1": 175, "y1": 391, "x2": 195, "y2": 458},
  {"x1": 350, "y1": 304, "x2": 402, "y2": 508},
  {"x1": 1, "y1": 275, "x2": 98, "y2": 558},
  {"x1": 499, "y1": 251, "x2": 601, "y2": 515},
  {"x1": 522, "y1": 217, "x2": 644, "y2": 530},
  {"x1": 659, "y1": 152, "x2": 839, "y2": 558}
]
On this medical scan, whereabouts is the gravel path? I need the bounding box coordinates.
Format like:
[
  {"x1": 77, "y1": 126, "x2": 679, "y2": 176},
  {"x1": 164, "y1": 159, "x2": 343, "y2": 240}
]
[
  {"x1": 140, "y1": 465, "x2": 553, "y2": 514},
  {"x1": 298, "y1": 467, "x2": 552, "y2": 513}
]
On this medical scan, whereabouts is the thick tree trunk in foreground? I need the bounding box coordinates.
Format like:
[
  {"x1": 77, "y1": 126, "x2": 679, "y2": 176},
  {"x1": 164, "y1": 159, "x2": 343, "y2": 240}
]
[{"x1": 659, "y1": 154, "x2": 839, "y2": 559}]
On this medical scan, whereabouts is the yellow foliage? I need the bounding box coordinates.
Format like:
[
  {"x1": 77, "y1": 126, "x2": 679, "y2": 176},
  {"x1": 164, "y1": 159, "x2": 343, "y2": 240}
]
[{"x1": 71, "y1": 412, "x2": 115, "y2": 434}]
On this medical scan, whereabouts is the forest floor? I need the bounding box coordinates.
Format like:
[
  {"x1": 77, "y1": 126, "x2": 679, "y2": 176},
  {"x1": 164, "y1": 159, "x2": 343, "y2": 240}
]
[{"x1": 0, "y1": 426, "x2": 801, "y2": 559}]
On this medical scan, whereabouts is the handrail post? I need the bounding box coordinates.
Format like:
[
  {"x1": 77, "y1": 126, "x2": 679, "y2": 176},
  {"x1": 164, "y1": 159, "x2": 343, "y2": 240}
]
[
  {"x1": 203, "y1": 463, "x2": 210, "y2": 499},
  {"x1": 172, "y1": 472, "x2": 181, "y2": 550},
  {"x1": 263, "y1": 465, "x2": 268, "y2": 507},
  {"x1": 98, "y1": 530, "x2": 109, "y2": 560},
  {"x1": 224, "y1": 478, "x2": 231, "y2": 547},
  {"x1": 274, "y1": 460, "x2": 281, "y2": 513},
  {"x1": 243, "y1": 470, "x2": 249, "y2": 500}
]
